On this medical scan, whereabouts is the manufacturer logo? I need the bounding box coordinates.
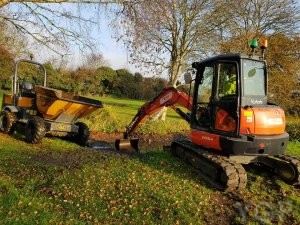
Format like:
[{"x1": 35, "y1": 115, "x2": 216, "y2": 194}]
[
  {"x1": 251, "y1": 99, "x2": 263, "y2": 105},
  {"x1": 159, "y1": 92, "x2": 173, "y2": 105},
  {"x1": 202, "y1": 136, "x2": 213, "y2": 141},
  {"x1": 58, "y1": 125, "x2": 66, "y2": 130}
]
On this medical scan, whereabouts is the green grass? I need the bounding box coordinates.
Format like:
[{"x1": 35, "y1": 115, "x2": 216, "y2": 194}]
[
  {"x1": 80, "y1": 95, "x2": 190, "y2": 134},
  {"x1": 286, "y1": 141, "x2": 300, "y2": 156},
  {"x1": 0, "y1": 92, "x2": 2, "y2": 107},
  {"x1": 0, "y1": 134, "x2": 299, "y2": 224},
  {"x1": 0, "y1": 91, "x2": 300, "y2": 224},
  {"x1": 286, "y1": 116, "x2": 300, "y2": 124}
]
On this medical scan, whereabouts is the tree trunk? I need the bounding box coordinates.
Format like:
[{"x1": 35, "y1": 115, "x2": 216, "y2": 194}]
[{"x1": 150, "y1": 106, "x2": 168, "y2": 121}]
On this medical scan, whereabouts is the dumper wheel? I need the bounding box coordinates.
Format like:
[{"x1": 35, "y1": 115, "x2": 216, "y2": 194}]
[
  {"x1": 0, "y1": 110, "x2": 16, "y2": 134},
  {"x1": 74, "y1": 122, "x2": 90, "y2": 146},
  {"x1": 25, "y1": 116, "x2": 46, "y2": 143}
]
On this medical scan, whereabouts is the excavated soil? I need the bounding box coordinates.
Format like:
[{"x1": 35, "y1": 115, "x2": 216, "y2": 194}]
[{"x1": 89, "y1": 131, "x2": 189, "y2": 150}]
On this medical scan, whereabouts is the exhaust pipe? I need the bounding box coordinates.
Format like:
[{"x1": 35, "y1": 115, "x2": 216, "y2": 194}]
[{"x1": 115, "y1": 138, "x2": 140, "y2": 153}]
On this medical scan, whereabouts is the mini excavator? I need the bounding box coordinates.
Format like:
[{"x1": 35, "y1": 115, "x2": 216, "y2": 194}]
[{"x1": 116, "y1": 40, "x2": 300, "y2": 191}]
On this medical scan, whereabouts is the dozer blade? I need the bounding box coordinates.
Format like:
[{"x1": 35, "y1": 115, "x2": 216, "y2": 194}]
[{"x1": 115, "y1": 138, "x2": 140, "y2": 153}]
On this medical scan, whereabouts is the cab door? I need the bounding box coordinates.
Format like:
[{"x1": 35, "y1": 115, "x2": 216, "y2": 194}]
[
  {"x1": 211, "y1": 62, "x2": 239, "y2": 133},
  {"x1": 192, "y1": 63, "x2": 214, "y2": 130}
]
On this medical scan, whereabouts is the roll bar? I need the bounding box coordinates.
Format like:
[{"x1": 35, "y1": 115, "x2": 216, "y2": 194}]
[{"x1": 12, "y1": 59, "x2": 47, "y2": 95}]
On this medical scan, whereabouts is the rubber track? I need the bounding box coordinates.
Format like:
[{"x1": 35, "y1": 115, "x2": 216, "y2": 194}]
[
  {"x1": 173, "y1": 141, "x2": 247, "y2": 192},
  {"x1": 275, "y1": 154, "x2": 300, "y2": 186},
  {"x1": 219, "y1": 156, "x2": 247, "y2": 190}
]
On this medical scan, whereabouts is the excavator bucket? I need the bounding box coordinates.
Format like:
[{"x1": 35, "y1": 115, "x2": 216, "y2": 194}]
[{"x1": 115, "y1": 138, "x2": 140, "y2": 153}]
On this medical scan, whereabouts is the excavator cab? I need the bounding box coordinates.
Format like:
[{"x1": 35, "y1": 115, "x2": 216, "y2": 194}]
[
  {"x1": 191, "y1": 57, "x2": 239, "y2": 134},
  {"x1": 190, "y1": 54, "x2": 288, "y2": 156}
]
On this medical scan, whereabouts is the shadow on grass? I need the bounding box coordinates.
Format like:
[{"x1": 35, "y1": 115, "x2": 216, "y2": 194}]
[
  {"x1": 20, "y1": 138, "x2": 214, "y2": 193},
  {"x1": 244, "y1": 163, "x2": 294, "y2": 193},
  {"x1": 136, "y1": 150, "x2": 216, "y2": 191},
  {"x1": 4, "y1": 131, "x2": 299, "y2": 198},
  {"x1": 2, "y1": 134, "x2": 299, "y2": 224}
]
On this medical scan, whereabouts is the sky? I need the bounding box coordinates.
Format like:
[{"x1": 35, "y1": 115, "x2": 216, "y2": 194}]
[
  {"x1": 67, "y1": 11, "x2": 133, "y2": 71},
  {"x1": 5, "y1": 3, "x2": 136, "y2": 73}
]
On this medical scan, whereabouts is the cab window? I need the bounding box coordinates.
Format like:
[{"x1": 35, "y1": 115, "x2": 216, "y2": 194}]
[
  {"x1": 217, "y1": 63, "x2": 237, "y2": 98},
  {"x1": 195, "y1": 65, "x2": 213, "y2": 127},
  {"x1": 243, "y1": 60, "x2": 266, "y2": 96}
]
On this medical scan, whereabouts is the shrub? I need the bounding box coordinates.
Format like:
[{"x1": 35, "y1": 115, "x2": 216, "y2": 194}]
[
  {"x1": 286, "y1": 122, "x2": 300, "y2": 141},
  {"x1": 81, "y1": 106, "x2": 120, "y2": 133}
]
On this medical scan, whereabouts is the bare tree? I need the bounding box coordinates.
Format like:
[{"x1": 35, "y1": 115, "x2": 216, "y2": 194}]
[
  {"x1": 114, "y1": 0, "x2": 228, "y2": 87},
  {"x1": 0, "y1": 19, "x2": 26, "y2": 56},
  {"x1": 0, "y1": 0, "x2": 123, "y2": 8},
  {"x1": 83, "y1": 52, "x2": 108, "y2": 69},
  {"x1": 0, "y1": 1, "x2": 127, "y2": 58},
  {"x1": 217, "y1": 0, "x2": 300, "y2": 114},
  {"x1": 0, "y1": 3, "x2": 102, "y2": 57},
  {"x1": 218, "y1": 0, "x2": 300, "y2": 54}
]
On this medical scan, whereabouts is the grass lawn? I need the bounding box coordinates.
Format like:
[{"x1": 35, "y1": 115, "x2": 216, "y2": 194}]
[
  {"x1": 0, "y1": 134, "x2": 299, "y2": 224},
  {"x1": 80, "y1": 95, "x2": 190, "y2": 135},
  {"x1": 0, "y1": 91, "x2": 300, "y2": 224}
]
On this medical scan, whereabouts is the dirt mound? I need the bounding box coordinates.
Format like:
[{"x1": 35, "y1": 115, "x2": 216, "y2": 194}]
[{"x1": 90, "y1": 131, "x2": 189, "y2": 150}]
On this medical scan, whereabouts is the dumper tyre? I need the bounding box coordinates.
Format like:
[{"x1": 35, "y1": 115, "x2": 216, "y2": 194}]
[
  {"x1": 0, "y1": 110, "x2": 16, "y2": 134},
  {"x1": 74, "y1": 122, "x2": 89, "y2": 146},
  {"x1": 25, "y1": 116, "x2": 46, "y2": 143}
]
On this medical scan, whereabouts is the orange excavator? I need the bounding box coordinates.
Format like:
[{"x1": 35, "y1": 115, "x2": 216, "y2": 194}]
[{"x1": 116, "y1": 40, "x2": 300, "y2": 191}]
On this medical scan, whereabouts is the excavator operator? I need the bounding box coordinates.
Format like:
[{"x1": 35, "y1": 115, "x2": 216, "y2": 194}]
[
  {"x1": 223, "y1": 74, "x2": 236, "y2": 95},
  {"x1": 215, "y1": 65, "x2": 237, "y2": 132},
  {"x1": 223, "y1": 67, "x2": 237, "y2": 96}
]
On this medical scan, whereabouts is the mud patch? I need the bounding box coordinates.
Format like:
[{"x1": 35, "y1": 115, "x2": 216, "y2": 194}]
[
  {"x1": 88, "y1": 140, "x2": 113, "y2": 151},
  {"x1": 90, "y1": 132, "x2": 123, "y2": 143},
  {"x1": 90, "y1": 131, "x2": 188, "y2": 151},
  {"x1": 30, "y1": 148, "x2": 131, "y2": 170},
  {"x1": 30, "y1": 150, "x2": 90, "y2": 169}
]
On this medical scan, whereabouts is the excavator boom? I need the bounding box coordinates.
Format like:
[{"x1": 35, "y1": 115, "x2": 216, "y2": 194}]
[{"x1": 115, "y1": 86, "x2": 192, "y2": 152}]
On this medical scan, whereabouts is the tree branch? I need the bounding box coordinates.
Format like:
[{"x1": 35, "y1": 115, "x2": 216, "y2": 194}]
[{"x1": 0, "y1": 0, "x2": 126, "y2": 7}]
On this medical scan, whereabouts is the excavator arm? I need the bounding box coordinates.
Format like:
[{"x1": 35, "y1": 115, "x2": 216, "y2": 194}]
[{"x1": 115, "y1": 86, "x2": 193, "y2": 152}]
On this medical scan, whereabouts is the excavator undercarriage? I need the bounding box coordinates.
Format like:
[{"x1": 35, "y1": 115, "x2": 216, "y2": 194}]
[
  {"x1": 171, "y1": 139, "x2": 300, "y2": 191},
  {"x1": 256, "y1": 154, "x2": 300, "y2": 185}
]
